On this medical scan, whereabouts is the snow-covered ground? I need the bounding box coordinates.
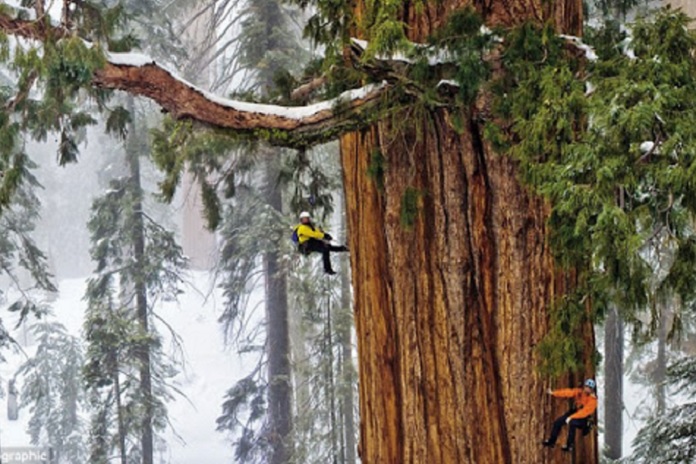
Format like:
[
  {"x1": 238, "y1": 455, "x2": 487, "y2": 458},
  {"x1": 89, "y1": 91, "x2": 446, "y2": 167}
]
[{"x1": 0, "y1": 272, "x2": 257, "y2": 463}]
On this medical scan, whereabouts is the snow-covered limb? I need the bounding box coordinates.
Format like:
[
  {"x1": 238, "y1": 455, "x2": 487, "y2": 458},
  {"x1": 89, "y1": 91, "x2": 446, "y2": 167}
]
[
  {"x1": 639, "y1": 141, "x2": 656, "y2": 154},
  {"x1": 101, "y1": 50, "x2": 388, "y2": 120},
  {"x1": 437, "y1": 79, "x2": 460, "y2": 89},
  {"x1": 94, "y1": 58, "x2": 389, "y2": 145},
  {"x1": 0, "y1": 7, "x2": 391, "y2": 147},
  {"x1": 352, "y1": 32, "x2": 594, "y2": 67}
]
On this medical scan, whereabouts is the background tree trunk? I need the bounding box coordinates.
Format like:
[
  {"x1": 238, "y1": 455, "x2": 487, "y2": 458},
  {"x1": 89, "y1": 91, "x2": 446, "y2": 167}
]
[
  {"x1": 655, "y1": 301, "x2": 668, "y2": 415},
  {"x1": 262, "y1": 151, "x2": 293, "y2": 464},
  {"x1": 341, "y1": 2, "x2": 595, "y2": 463},
  {"x1": 126, "y1": 96, "x2": 154, "y2": 464},
  {"x1": 604, "y1": 306, "x2": 624, "y2": 460}
]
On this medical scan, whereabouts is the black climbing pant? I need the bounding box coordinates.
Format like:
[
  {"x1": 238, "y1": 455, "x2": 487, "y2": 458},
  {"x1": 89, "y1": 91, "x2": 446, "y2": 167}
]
[
  {"x1": 547, "y1": 411, "x2": 589, "y2": 447},
  {"x1": 300, "y1": 238, "x2": 348, "y2": 273}
]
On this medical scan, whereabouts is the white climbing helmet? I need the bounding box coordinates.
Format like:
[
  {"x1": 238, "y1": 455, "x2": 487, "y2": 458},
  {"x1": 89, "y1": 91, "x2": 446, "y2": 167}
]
[{"x1": 299, "y1": 211, "x2": 311, "y2": 219}]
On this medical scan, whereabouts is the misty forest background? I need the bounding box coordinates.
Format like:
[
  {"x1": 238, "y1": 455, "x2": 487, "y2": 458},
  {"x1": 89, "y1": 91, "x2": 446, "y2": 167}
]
[{"x1": 0, "y1": 0, "x2": 694, "y2": 463}]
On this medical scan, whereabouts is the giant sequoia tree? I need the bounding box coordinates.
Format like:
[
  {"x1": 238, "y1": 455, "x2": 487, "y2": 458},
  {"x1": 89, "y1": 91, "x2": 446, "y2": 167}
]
[{"x1": 5, "y1": 0, "x2": 696, "y2": 463}]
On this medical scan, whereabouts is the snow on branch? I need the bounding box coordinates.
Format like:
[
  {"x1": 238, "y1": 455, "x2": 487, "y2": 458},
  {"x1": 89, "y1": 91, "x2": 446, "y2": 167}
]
[
  {"x1": 94, "y1": 58, "x2": 388, "y2": 146},
  {"x1": 98, "y1": 51, "x2": 388, "y2": 125},
  {"x1": 558, "y1": 35, "x2": 598, "y2": 61},
  {"x1": 350, "y1": 38, "x2": 457, "y2": 66},
  {"x1": 0, "y1": 6, "x2": 390, "y2": 147},
  {"x1": 351, "y1": 29, "x2": 593, "y2": 67}
]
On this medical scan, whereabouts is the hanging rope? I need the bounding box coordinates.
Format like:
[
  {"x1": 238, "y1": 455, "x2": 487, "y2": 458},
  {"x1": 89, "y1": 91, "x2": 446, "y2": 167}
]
[{"x1": 324, "y1": 275, "x2": 340, "y2": 464}]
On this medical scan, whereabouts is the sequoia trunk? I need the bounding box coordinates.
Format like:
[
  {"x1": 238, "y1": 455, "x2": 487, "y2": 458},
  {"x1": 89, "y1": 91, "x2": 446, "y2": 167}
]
[{"x1": 341, "y1": 2, "x2": 596, "y2": 463}]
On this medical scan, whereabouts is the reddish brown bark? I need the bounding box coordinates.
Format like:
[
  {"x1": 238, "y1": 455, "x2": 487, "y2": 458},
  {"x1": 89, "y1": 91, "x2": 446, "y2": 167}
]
[
  {"x1": 93, "y1": 63, "x2": 386, "y2": 136},
  {"x1": 341, "y1": 1, "x2": 596, "y2": 463}
]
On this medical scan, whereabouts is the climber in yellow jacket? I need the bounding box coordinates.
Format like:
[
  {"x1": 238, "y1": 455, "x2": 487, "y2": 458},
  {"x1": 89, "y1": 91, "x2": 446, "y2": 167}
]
[
  {"x1": 293, "y1": 211, "x2": 348, "y2": 275},
  {"x1": 542, "y1": 378, "x2": 597, "y2": 452}
]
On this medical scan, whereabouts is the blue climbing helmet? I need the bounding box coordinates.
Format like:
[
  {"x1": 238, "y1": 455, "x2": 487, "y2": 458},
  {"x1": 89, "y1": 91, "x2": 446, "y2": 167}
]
[{"x1": 584, "y1": 378, "x2": 596, "y2": 390}]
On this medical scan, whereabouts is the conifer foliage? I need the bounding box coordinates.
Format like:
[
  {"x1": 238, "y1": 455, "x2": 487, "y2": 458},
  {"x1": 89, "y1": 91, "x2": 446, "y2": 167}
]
[
  {"x1": 83, "y1": 107, "x2": 186, "y2": 464},
  {"x1": 16, "y1": 319, "x2": 87, "y2": 463},
  {"x1": 214, "y1": 1, "x2": 310, "y2": 463},
  {"x1": 0, "y1": 175, "x2": 56, "y2": 331},
  {"x1": 631, "y1": 357, "x2": 696, "y2": 463}
]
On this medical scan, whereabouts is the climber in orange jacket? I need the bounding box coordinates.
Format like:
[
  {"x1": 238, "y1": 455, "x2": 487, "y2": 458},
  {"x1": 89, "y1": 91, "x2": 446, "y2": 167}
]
[{"x1": 542, "y1": 378, "x2": 597, "y2": 452}]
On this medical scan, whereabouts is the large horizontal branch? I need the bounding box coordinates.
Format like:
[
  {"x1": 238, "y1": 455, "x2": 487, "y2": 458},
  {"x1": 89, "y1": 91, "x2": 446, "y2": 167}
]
[
  {"x1": 0, "y1": 4, "x2": 599, "y2": 148},
  {"x1": 94, "y1": 56, "x2": 389, "y2": 147},
  {"x1": 0, "y1": 6, "x2": 392, "y2": 148}
]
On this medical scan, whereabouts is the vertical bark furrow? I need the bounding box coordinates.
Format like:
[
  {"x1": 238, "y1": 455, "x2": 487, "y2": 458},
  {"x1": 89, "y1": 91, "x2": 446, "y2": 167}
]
[
  {"x1": 463, "y1": 116, "x2": 510, "y2": 464},
  {"x1": 472, "y1": 117, "x2": 514, "y2": 464},
  {"x1": 431, "y1": 113, "x2": 459, "y2": 464},
  {"x1": 342, "y1": 108, "x2": 596, "y2": 463}
]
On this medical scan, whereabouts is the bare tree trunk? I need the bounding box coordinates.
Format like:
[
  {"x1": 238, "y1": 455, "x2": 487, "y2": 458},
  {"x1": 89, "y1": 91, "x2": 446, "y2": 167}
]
[
  {"x1": 338, "y1": 198, "x2": 357, "y2": 464},
  {"x1": 604, "y1": 306, "x2": 623, "y2": 460},
  {"x1": 126, "y1": 96, "x2": 154, "y2": 464},
  {"x1": 326, "y1": 291, "x2": 340, "y2": 464},
  {"x1": 289, "y1": 294, "x2": 311, "y2": 454},
  {"x1": 114, "y1": 373, "x2": 127, "y2": 464},
  {"x1": 341, "y1": 4, "x2": 594, "y2": 463},
  {"x1": 655, "y1": 301, "x2": 668, "y2": 415},
  {"x1": 263, "y1": 151, "x2": 293, "y2": 464}
]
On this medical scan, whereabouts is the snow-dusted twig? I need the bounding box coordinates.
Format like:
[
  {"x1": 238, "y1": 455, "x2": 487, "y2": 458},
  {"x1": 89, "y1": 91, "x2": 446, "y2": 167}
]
[{"x1": 559, "y1": 34, "x2": 598, "y2": 61}]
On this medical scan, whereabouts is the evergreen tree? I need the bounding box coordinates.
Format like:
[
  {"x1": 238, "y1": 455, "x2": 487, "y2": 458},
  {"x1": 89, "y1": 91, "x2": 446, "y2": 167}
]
[
  {"x1": 83, "y1": 106, "x2": 186, "y2": 464},
  {"x1": 215, "y1": 142, "x2": 346, "y2": 463},
  {"x1": 289, "y1": 264, "x2": 350, "y2": 464},
  {"x1": 16, "y1": 319, "x2": 87, "y2": 463},
  {"x1": 0, "y1": 144, "x2": 56, "y2": 346},
  {"x1": 70, "y1": 1, "x2": 190, "y2": 462},
  {"x1": 631, "y1": 356, "x2": 696, "y2": 463},
  {"x1": 0, "y1": 178, "x2": 56, "y2": 318}
]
